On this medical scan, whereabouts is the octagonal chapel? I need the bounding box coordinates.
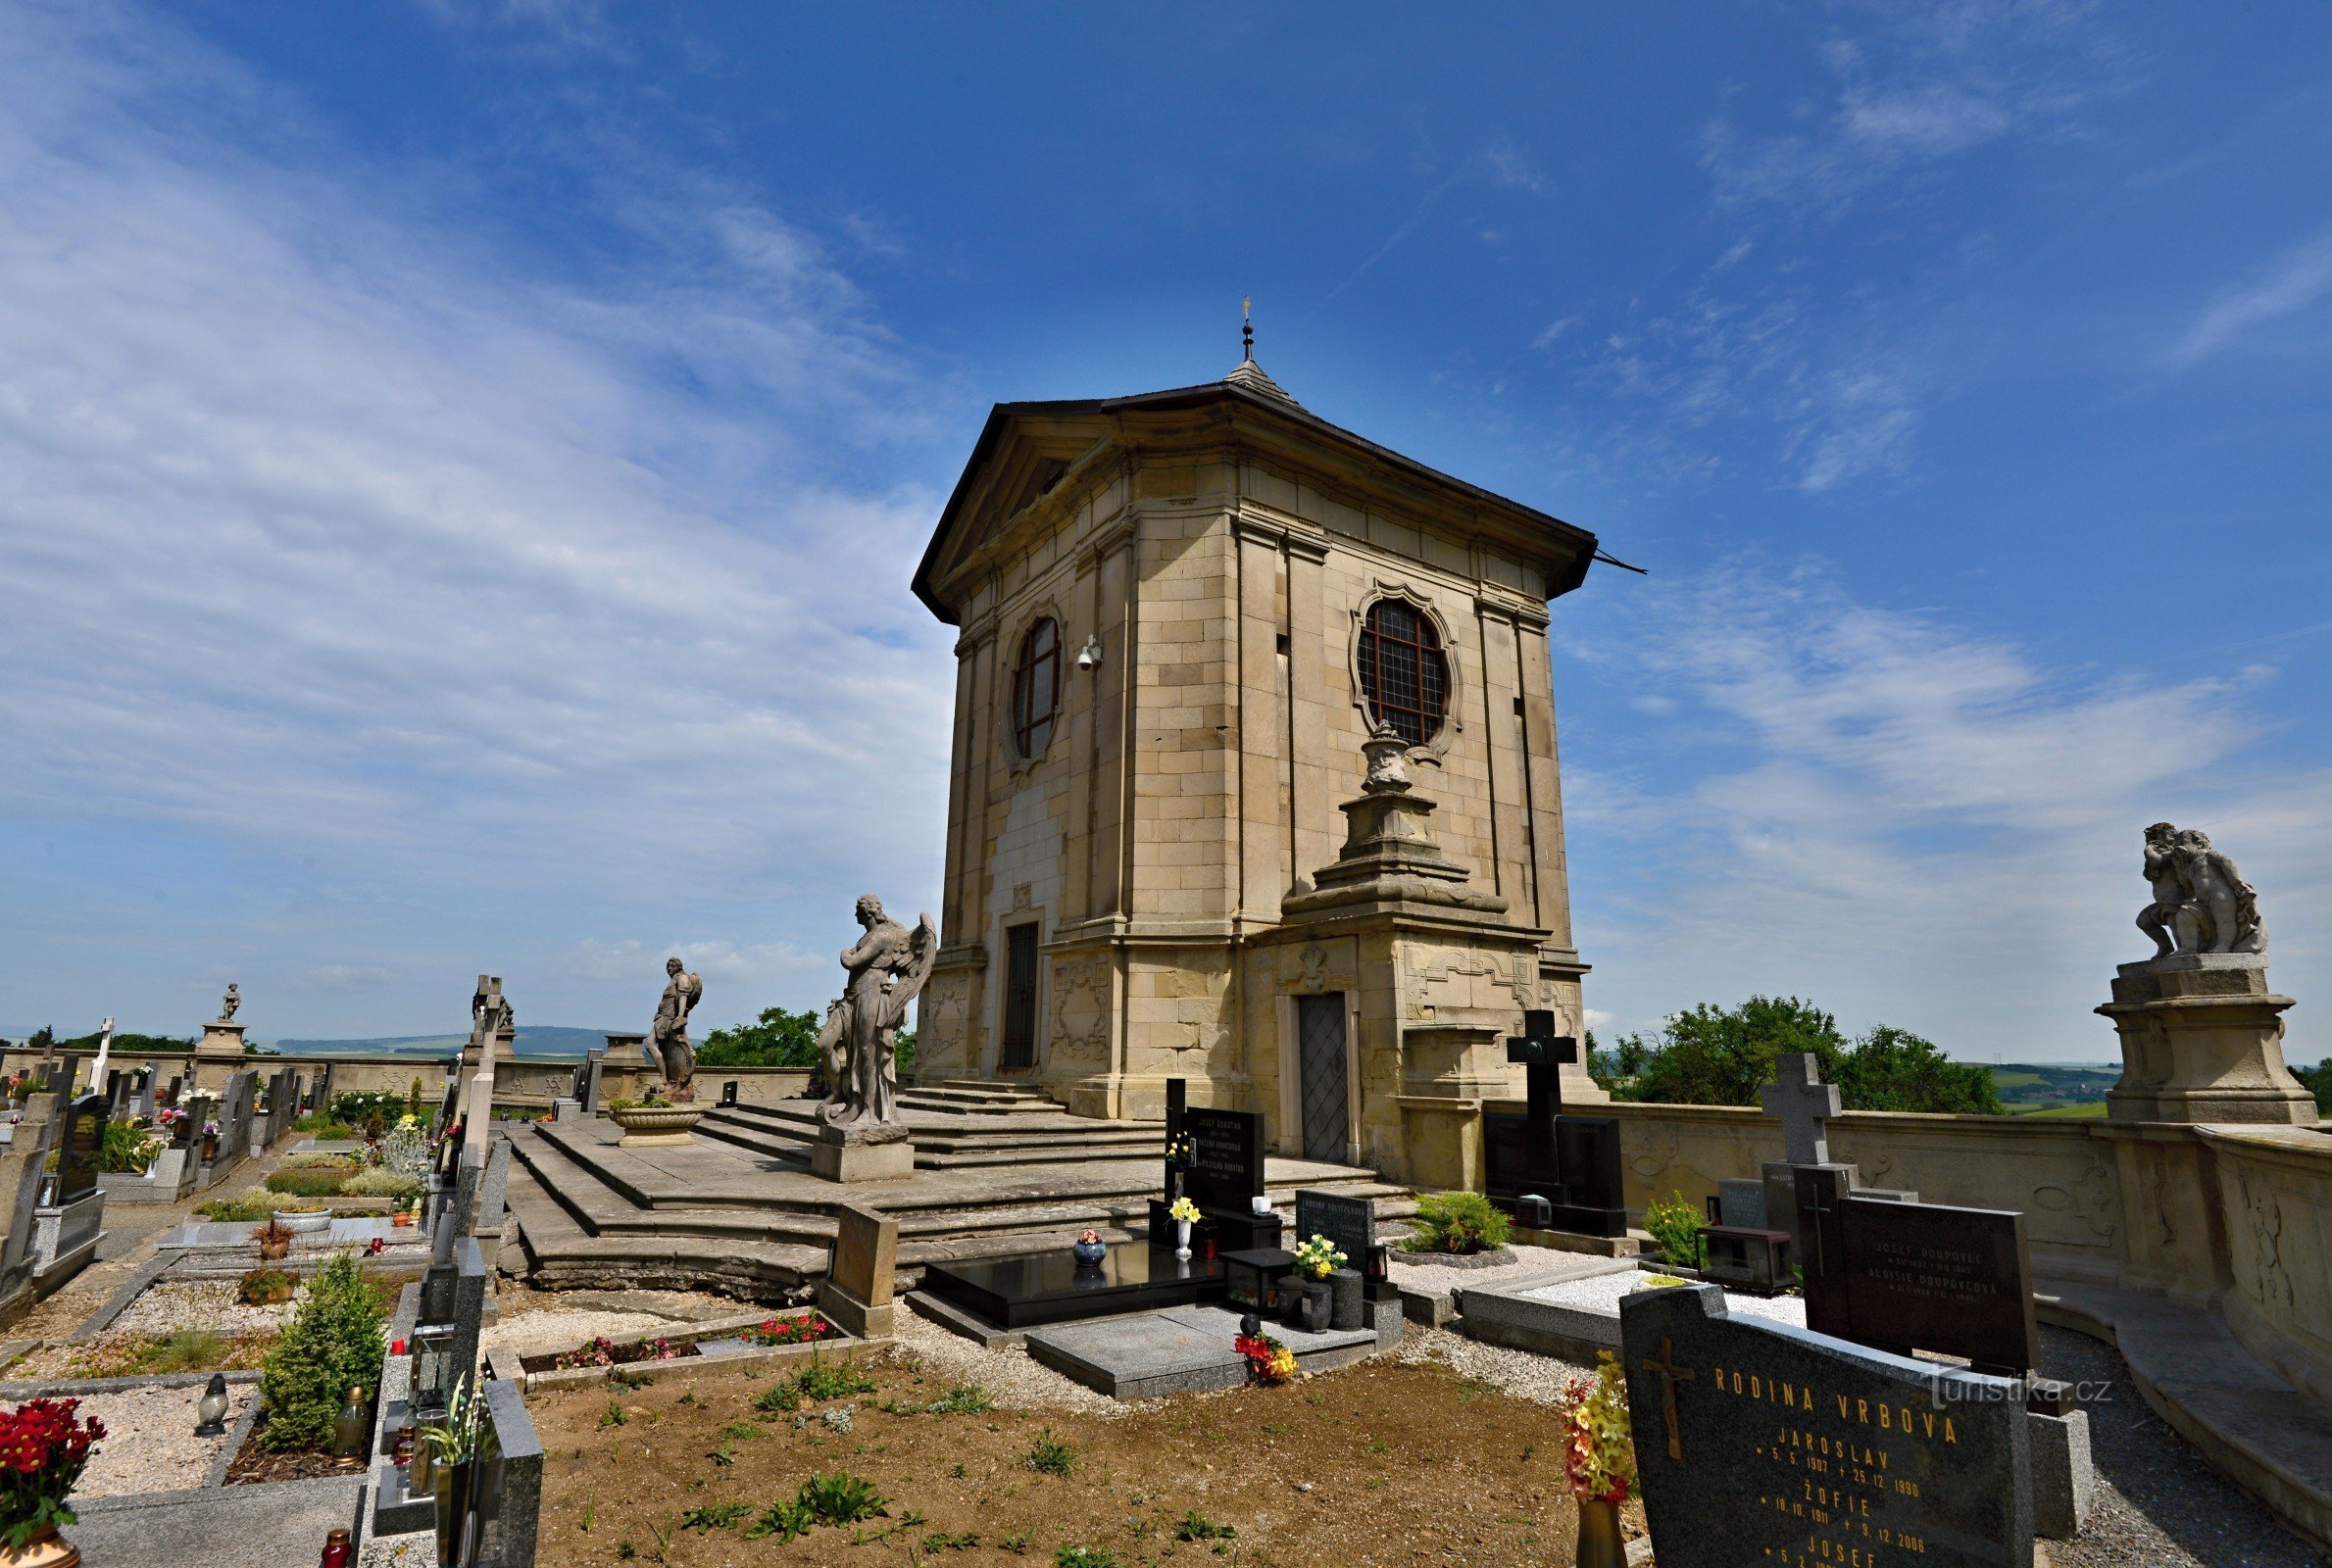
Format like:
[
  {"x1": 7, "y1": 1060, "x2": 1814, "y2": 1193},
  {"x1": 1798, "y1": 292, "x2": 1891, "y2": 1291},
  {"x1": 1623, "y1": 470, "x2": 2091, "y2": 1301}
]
[{"x1": 910, "y1": 355, "x2": 1610, "y2": 1187}]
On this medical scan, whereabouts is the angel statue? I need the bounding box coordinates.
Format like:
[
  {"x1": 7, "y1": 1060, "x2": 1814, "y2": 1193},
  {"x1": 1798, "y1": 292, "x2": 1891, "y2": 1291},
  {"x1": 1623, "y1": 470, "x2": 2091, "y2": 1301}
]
[
  {"x1": 816, "y1": 895, "x2": 937, "y2": 1143},
  {"x1": 649, "y1": 956, "x2": 704, "y2": 1100},
  {"x1": 219, "y1": 983, "x2": 240, "y2": 1023},
  {"x1": 2136, "y1": 821, "x2": 2268, "y2": 958}
]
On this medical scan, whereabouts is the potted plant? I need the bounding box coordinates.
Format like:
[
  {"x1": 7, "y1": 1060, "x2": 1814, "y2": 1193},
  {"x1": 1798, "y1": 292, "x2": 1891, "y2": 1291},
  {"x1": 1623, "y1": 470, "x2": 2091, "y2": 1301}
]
[
  {"x1": 1555, "y1": 1351, "x2": 1637, "y2": 1568},
  {"x1": 0, "y1": 1396, "x2": 107, "y2": 1565},
  {"x1": 422, "y1": 1375, "x2": 497, "y2": 1568},
  {"x1": 1167, "y1": 1196, "x2": 1201, "y2": 1261},
  {"x1": 255, "y1": 1219, "x2": 294, "y2": 1263},
  {"x1": 604, "y1": 1087, "x2": 704, "y2": 1148},
  {"x1": 237, "y1": 1267, "x2": 299, "y2": 1306}
]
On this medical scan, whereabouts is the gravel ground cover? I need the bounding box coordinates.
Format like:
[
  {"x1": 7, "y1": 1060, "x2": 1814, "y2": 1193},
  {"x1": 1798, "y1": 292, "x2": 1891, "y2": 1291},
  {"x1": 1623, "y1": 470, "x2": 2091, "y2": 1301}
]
[
  {"x1": 71, "y1": 1382, "x2": 259, "y2": 1498},
  {"x1": 1391, "y1": 1322, "x2": 1594, "y2": 1404},
  {"x1": 893, "y1": 1307, "x2": 1123, "y2": 1415},
  {"x1": 1386, "y1": 1243, "x2": 1624, "y2": 1298},
  {"x1": 2040, "y1": 1327, "x2": 2331, "y2": 1568},
  {"x1": 1523, "y1": 1270, "x2": 1810, "y2": 1327}
]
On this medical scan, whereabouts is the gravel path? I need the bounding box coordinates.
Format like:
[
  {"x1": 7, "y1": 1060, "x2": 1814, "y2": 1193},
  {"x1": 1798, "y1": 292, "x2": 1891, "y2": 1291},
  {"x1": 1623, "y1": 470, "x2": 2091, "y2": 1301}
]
[
  {"x1": 2040, "y1": 1326, "x2": 2331, "y2": 1568},
  {"x1": 1391, "y1": 1322, "x2": 1593, "y2": 1404},
  {"x1": 1524, "y1": 1270, "x2": 1810, "y2": 1327},
  {"x1": 889, "y1": 1308, "x2": 1124, "y2": 1415},
  {"x1": 72, "y1": 1382, "x2": 258, "y2": 1498},
  {"x1": 1386, "y1": 1244, "x2": 1623, "y2": 1297}
]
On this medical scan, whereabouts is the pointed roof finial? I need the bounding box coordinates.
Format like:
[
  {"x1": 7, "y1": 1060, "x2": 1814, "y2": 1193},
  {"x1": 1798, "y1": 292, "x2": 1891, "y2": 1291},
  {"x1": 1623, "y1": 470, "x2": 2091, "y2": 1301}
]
[{"x1": 1241, "y1": 295, "x2": 1253, "y2": 362}]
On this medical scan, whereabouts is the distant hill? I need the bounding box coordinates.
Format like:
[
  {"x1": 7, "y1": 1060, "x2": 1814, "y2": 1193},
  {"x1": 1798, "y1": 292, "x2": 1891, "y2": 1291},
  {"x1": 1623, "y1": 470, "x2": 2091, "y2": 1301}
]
[
  {"x1": 1989, "y1": 1061, "x2": 2118, "y2": 1116},
  {"x1": 266, "y1": 1026, "x2": 622, "y2": 1061}
]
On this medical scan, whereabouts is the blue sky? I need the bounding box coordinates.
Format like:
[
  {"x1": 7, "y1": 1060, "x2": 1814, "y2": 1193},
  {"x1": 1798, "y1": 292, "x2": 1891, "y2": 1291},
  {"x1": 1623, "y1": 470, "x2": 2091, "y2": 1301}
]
[{"x1": 3, "y1": 2, "x2": 2328, "y2": 1063}]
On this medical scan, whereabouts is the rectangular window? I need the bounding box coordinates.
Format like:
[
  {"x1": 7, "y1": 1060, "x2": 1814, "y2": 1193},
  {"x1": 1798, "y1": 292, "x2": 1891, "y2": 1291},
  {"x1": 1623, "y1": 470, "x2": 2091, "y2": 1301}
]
[{"x1": 1001, "y1": 925, "x2": 1040, "y2": 1069}]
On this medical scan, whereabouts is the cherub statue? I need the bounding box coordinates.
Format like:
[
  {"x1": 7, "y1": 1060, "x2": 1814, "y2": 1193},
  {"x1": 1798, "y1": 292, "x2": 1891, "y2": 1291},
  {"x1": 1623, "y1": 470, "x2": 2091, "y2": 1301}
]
[
  {"x1": 219, "y1": 983, "x2": 239, "y2": 1023},
  {"x1": 2135, "y1": 822, "x2": 2266, "y2": 958},
  {"x1": 815, "y1": 895, "x2": 937, "y2": 1142}
]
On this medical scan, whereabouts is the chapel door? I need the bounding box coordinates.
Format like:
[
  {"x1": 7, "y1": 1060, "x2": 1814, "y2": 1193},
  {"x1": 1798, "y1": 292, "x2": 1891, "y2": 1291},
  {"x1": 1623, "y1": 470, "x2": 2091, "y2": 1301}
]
[
  {"x1": 1296, "y1": 993, "x2": 1350, "y2": 1163},
  {"x1": 1000, "y1": 924, "x2": 1040, "y2": 1070}
]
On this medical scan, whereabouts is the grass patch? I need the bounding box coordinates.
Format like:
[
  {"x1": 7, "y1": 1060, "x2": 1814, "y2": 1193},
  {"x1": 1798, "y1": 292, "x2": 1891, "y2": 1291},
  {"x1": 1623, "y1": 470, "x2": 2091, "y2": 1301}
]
[
  {"x1": 794, "y1": 1357, "x2": 876, "y2": 1401},
  {"x1": 1174, "y1": 1511, "x2": 1236, "y2": 1543},
  {"x1": 1025, "y1": 1428, "x2": 1075, "y2": 1477}
]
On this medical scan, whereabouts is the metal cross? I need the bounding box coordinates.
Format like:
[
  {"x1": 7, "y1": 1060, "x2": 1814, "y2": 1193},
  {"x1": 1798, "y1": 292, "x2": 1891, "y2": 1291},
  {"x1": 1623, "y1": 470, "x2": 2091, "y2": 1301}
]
[
  {"x1": 1641, "y1": 1336, "x2": 1697, "y2": 1461},
  {"x1": 1760, "y1": 1052, "x2": 1841, "y2": 1166},
  {"x1": 1796, "y1": 1166, "x2": 1843, "y2": 1280}
]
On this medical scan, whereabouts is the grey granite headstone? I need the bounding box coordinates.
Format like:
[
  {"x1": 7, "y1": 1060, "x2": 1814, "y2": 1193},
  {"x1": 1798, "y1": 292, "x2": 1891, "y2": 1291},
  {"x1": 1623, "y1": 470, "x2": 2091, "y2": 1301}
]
[
  {"x1": 1293, "y1": 1189, "x2": 1375, "y2": 1271},
  {"x1": 0, "y1": 1093, "x2": 63, "y2": 1295},
  {"x1": 1716, "y1": 1178, "x2": 1767, "y2": 1229},
  {"x1": 1620, "y1": 1282, "x2": 2031, "y2": 1568},
  {"x1": 474, "y1": 1135, "x2": 513, "y2": 1234},
  {"x1": 55, "y1": 1093, "x2": 105, "y2": 1204},
  {"x1": 479, "y1": 1378, "x2": 543, "y2": 1567},
  {"x1": 579, "y1": 1048, "x2": 606, "y2": 1114}
]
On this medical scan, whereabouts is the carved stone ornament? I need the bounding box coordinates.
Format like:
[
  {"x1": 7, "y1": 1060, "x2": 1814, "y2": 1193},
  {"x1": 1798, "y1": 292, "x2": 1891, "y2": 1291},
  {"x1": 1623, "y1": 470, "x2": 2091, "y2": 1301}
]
[
  {"x1": 2137, "y1": 821, "x2": 2268, "y2": 958},
  {"x1": 815, "y1": 894, "x2": 938, "y2": 1144}
]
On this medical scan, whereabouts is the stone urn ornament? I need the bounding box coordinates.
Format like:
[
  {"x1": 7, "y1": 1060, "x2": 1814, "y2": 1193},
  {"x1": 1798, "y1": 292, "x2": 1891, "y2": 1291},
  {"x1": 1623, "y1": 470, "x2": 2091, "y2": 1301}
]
[{"x1": 606, "y1": 1092, "x2": 705, "y2": 1148}]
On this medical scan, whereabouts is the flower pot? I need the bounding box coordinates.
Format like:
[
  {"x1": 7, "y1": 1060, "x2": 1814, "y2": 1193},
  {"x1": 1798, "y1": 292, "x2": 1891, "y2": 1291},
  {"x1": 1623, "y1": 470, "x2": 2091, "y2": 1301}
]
[
  {"x1": 1071, "y1": 1237, "x2": 1107, "y2": 1269},
  {"x1": 1282, "y1": 1277, "x2": 1332, "y2": 1334},
  {"x1": 606, "y1": 1104, "x2": 704, "y2": 1148},
  {"x1": 274, "y1": 1210, "x2": 332, "y2": 1234},
  {"x1": 1327, "y1": 1267, "x2": 1364, "y2": 1331},
  {"x1": 1573, "y1": 1495, "x2": 1624, "y2": 1568},
  {"x1": 393, "y1": 1211, "x2": 415, "y2": 1228},
  {"x1": 435, "y1": 1457, "x2": 481, "y2": 1568},
  {"x1": 1174, "y1": 1218, "x2": 1192, "y2": 1262},
  {"x1": 258, "y1": 1235, "x2": 290, "y2": 1263},
  {"x1": 0, "y1": 1527, "x2": 80, "y2": 1567},
  {"x1": 201, "y1": 1135, "x2": 219, "y2": 1163}
]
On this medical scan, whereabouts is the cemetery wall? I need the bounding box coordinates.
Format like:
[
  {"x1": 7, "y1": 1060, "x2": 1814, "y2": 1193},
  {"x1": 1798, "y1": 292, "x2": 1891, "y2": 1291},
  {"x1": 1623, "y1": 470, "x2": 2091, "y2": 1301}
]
[{"x1": 1466, "y1": 1094, "x2": 2332, "y2": 1395}]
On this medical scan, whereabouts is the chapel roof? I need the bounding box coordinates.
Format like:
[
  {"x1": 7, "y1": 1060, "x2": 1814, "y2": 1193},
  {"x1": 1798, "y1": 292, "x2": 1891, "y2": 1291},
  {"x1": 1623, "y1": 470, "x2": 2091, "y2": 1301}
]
[{"x1": 913, "y1": 359, "x2": 1598, "y2": 623}]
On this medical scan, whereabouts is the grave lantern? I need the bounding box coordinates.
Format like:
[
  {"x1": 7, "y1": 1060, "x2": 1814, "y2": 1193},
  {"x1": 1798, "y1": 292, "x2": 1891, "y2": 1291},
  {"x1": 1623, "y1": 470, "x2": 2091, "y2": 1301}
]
[
  {"x1": 1514, "y1": 1194, "x2": 1554, "y2": 1230},
  {"x1": 1221, "y1": 1247, "x2": 1296, "y2": 1313},
  {"x1": 412, "y1": 1324, "x2": 460, "y2": 1414},
  {"x1": 720, "y1": 1081, "x2": 739, "y2": 1107},
  {"x1": 1700, "y1": 1226, "x2": 1793, "y2": 1298},
  {"x1": 193, "y1": 1372, "x2": 230, "y2": 1437}
]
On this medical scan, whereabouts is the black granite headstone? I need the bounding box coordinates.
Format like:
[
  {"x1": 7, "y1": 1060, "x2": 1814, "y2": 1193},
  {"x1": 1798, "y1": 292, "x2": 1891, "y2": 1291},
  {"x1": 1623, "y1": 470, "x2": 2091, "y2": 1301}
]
[
  {"x1": 1798, "y1": 1167, "x2": 2040, "y2": 1376},
  {"x1": 1181, "y1": 1107, "x2": 1265, "y2": 1212},
  {"x1": 1293, "y1": 1189, "x2": 1374, "y2": 1273},
  {"x1": 56, "y1": 1093, "x2": 105, "y2": 1203},
  {"x1": 1484, "y1": 1110, "x2": 1627, "y2": 1238},
  {"x1": 1622, "y1": 1282, "x2": 2032, "y2": 1568}
]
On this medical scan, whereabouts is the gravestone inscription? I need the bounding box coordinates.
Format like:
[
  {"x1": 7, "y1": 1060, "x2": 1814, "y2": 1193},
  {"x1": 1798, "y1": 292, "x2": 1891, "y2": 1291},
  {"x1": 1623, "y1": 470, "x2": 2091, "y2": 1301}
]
[
  {"x1": 1293, "y1": 1189, "x2": 1374, "y2": 1272},
  {"x1": 1181, "y1": 1108, "x2": 1264, "y2": 1212},
  {"x1": 1622, "y1": 1281, "x2": 2032, "y2": 1568},
  {"x1": 1798, "y1": 1167, "x2": 2040, "y2": 1376}
]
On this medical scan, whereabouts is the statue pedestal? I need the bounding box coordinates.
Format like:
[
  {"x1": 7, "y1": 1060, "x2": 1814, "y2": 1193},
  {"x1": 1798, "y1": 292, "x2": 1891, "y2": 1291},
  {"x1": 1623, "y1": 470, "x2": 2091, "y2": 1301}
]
[
  {"x1": 191, "y1": 1021, "x2": 246, "y2": 1097},
  {"x1": 811, "y1": 1128, "x2": 915, "y2": 1183},
  {"x1": 2099, "y1": 953, "x2": 2317, "y2": 1124}
]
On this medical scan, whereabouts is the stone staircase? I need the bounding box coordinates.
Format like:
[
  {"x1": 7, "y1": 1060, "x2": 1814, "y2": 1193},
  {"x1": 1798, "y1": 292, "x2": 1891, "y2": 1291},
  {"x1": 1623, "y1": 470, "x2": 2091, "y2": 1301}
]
[{"x1": 502, "y1": 1083, "x2": 1413, "y2": 1303}]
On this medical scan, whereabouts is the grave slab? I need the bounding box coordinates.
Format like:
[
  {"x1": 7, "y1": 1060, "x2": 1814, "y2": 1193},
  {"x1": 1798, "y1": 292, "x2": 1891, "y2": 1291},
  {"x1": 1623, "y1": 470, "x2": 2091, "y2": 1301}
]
[
  {"x1": 920, "y1": 1241, "x2": 1225, "y2": 1330},
  {"x1": 1024, "y1": 1303, "x2": 1379, "y2": 1400}
]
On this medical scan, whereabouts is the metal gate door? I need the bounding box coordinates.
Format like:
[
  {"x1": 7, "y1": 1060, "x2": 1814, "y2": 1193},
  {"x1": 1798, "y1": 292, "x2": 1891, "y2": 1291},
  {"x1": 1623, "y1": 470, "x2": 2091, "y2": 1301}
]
[
  {"x1": 1297, "y1": 993, "x2": 1349, "y2": 1162},
  {"x1": 1001, "y1": 925, "x2": 1039, "y2": 1069}
]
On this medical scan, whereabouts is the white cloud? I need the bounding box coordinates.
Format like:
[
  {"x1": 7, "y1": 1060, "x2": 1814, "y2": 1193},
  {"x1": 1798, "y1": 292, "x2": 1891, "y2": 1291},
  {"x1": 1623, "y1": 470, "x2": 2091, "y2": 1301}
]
[
  {"x1": 1562, "y1": 564, "x2": 2332, "y2": 1057},
  {"x1": 309, "y1": 965, "x2": 395, "y2": 988},
  {"x1": 0, "y1": 2, "x2": 958, "y2": 1032},
  {"x1": 2170, "y1": 229, "x2": 2332, "y2": 366}
]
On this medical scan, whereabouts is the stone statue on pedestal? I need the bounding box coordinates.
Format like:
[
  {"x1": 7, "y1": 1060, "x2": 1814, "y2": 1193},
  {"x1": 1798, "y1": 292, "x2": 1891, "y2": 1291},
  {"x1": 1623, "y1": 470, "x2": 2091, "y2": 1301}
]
[
  {"x1": 219, "y1": 984, "x2": 239, "y2": 1023},
  {"x1": 816, "y1": 895, "x2": 937, "y2": 1145},
  {"x1": 649, "y1": 957, "x2": 703, "y2": 1101},
  {"x1": 2137, "y1": 822, "x2": 2267, "y2": 959}
]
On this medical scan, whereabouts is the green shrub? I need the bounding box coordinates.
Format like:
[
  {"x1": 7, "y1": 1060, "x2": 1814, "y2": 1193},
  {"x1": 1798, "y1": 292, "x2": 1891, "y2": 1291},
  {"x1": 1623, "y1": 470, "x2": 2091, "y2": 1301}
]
[
  {"x1": 1403, "y1": 1191, "x2": 1511, "y2": 1254},
  {"x1": 265, "y1": 1167, "x2": 349, "y2": 1198},
  {"x1": 96, "y1": 1117, "x2": 165, "y2": 1174},
  {"x1": 793, "y1": 1357, "x2": 875, "y2": 1401},
  {"x1": 258, "y1": 1250, "x2": 386, "y2": 1451},
  {"x1": 291, "y1": 1111, "x2": 358, "y2": 1139},
  {"x1": 1643, "y1": 1192, "x2": 1704, "y2": 1268},
  {"x1": 328, "y1": 1092, "x2": 409, "y2": 1129},
  {"x1": 339, "y1": 1168, "x2": 422, "y2": 1200},
  {"x1": 196, "y1": 1189, "x2": 273, "y2": 1222}
]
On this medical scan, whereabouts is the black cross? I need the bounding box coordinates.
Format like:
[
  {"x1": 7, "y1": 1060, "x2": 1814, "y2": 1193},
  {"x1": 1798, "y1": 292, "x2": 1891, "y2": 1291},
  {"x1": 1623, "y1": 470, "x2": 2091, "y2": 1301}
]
[
  {"x1": 1796, "y1": 1166, "x2": 1844, "y2": 1280},
  {"x1": 1506, "y1": 1010, "x2": 1577, "y2": 1185}
]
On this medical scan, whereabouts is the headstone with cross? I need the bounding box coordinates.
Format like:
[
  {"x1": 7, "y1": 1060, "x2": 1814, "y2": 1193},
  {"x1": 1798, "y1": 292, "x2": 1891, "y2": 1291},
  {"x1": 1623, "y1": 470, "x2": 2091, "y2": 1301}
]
[
  {"x1": 1483, "y1": 1009, "x2": 1626, "y2": 1237},
  {"x1": 1756, "y1": 1053, "x2": 1917, "y2": 1252},
  {"x1": 1621, "y1": 1281, "x2": 2033, "y2": 1568}
]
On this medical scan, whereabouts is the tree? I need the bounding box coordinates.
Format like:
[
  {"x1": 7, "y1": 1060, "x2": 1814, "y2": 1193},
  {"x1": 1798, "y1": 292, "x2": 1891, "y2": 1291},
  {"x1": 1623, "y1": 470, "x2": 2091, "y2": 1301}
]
[
  {"x1": 1616, "y1": 997, "x2": 1849, "y2": 1107},
  {"x1": 25, "y1": 1027, "x2": 53, "y2": 1053},
  {"x1": 55, "y1": 1031, "x2": 193, "y2": 1054},
  {"x1": 1610, "y1": 997, "x2": 2003, "y2": 1115},
  {"x1": 698, "y1": 1006, "x2": 822, "y2": 1069},
  {"x1": 2294, "y1": 1059, "x2": 2332, "y2": 1114},
  {"x1": 1832, "y1": 1024, "x2": 2002, "y2": 1114}
]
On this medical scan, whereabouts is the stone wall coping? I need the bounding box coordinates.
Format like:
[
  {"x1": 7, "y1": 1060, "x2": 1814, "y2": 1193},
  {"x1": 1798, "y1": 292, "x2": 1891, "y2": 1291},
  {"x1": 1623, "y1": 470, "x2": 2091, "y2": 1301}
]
[{"x1": 2193, "y1": 1123, "x2": 2332, "y2": 1174}]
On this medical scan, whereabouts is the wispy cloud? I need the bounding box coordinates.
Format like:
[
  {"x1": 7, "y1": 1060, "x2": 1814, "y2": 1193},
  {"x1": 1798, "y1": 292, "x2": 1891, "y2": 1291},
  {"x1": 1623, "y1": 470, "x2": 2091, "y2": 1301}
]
[
  {"x1": 1563, "y1": 563, "x2": 2332, "y2": 1055},
  {"x1": 2170, "y1": 228, "x2": 2332, "y2": 365},
  {"x1": 0, "y1": 2, "x2": 955, "y2": 1031}
]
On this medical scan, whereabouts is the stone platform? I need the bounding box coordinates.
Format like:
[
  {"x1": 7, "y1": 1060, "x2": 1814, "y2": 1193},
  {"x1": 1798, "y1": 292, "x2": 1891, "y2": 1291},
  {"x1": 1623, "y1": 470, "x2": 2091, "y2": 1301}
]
[
  {"x1": 920, "y1": 1240, "x2": 1223, "y2": 1329},
  {"x1": 504, "y1": 1082, "x2": 1411, "y2": 1299},
  {"x1": 1023, "y1": 1302, "x2": 1398, "y2": 1400}
]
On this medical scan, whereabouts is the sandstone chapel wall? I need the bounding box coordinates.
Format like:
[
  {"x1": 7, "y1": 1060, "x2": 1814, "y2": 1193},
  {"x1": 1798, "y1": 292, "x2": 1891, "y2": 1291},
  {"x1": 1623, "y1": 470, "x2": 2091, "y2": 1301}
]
[{"x1": 909, "y1": 362, "x2": 1604, "y2": 1176}]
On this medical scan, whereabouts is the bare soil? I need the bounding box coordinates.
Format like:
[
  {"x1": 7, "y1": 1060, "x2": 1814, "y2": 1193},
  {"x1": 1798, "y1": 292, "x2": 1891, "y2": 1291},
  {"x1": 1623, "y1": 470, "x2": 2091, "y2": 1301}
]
[{"x1": 530, "y1": 1347, "x2": 1648, "y2": 1566}]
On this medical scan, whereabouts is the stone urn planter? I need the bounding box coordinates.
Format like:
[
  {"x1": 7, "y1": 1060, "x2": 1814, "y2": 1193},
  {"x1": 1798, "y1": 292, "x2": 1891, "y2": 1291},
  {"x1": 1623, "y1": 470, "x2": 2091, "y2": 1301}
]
[
  {"x1": 274, "y1": 1209, "x2": 332, "y2": 1235},
  {"x1": 608, "y1": 1104, "x2": 705, "y2": 1148},
  {"x1": 0, "y1": 1527, "x2": 79, "y2": 1567}
]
